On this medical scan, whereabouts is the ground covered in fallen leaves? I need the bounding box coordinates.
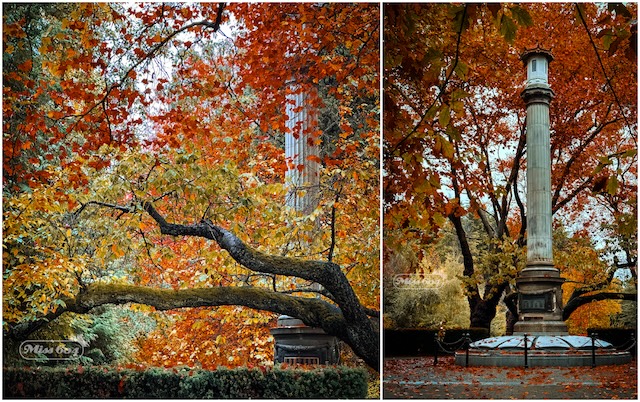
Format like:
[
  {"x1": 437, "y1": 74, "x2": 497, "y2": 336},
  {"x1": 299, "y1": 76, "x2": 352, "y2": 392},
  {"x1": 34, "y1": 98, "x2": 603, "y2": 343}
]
[{"x1": 383, "y1": 356, "x2": 637, "y2": 399}]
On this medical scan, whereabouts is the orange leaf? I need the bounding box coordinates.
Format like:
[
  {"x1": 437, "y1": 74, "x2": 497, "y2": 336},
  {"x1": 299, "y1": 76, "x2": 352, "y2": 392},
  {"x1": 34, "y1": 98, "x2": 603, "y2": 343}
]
[{"x1": 18, "y1": 60, "x2": 32, "y2": 72}]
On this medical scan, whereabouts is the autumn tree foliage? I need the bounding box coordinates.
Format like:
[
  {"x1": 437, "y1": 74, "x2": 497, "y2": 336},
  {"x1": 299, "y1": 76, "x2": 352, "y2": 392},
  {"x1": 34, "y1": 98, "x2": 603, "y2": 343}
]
[
  {"x1": 384, "y1": 3, "x2": 636, "y2": 330},
  {"x1": 554, "y1": 228, "x2": 623, "y2": 334},
  {"x1": 3, "y1": 3, "x2": 380, "y2": 370}
]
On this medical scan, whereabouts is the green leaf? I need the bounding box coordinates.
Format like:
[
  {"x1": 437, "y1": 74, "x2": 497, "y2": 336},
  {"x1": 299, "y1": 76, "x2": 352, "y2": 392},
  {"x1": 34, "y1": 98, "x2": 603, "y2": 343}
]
[
  {"x1": 510, "y1": 6, "x2": 533, "y2": 27},
  {"x1": 606, "y1": 175, "x2": 619, "y2": 195},
  {"x1": 446, "y1": 125, "x2": 462, "y2": 141},
  {"x1": 596, "y1": 28, "x2": 613, "y2": 39},
  {"x1": 414, "y1": 178, "x2": 433, "y2": 194},
  {"x1": 615, "y1": 28, "x2": 631, "y2": 40},
  {"x1": 425, "y1": 103, "x2": 439, "y2": 121},
  {"x1": 454, "y1": 61, "x2": 469, "y2": 80},
  {"x1": 499, "y1": 16, "x2": 517, "y2": 43},
  {"x1": 441, "y1": 138, "x2": 454, "y2": 159},
  {"x1": 451, "y1": 88, "x2": 471, "y2": 101},
  {"x1": 450, "y1": 5, "x2": 468, "y2": 34},
  {"x1": 432, "y1": 212, "x2": 446, "y2": 227},
  {"x1": 451, "y1": 100, "x2": 465, "y2": 115},
  {"x1": 429, "y1": 174, "x2": 441, "y2": 189},
  {"x1": 422, "y1": 49, "x2": 443, "y2": 63},
  {"x1": 603, "y1": 33, "x2": 613, "y2": 50},
  {"x1": 609, "y1": 38, "x2": 623, "y2": 55},
  {"x1": 439, "y1": 105, "x2": 450, "y2": 128},
  {"x1": 598, "y1": 155, "x2": 613, "y2": 165}
]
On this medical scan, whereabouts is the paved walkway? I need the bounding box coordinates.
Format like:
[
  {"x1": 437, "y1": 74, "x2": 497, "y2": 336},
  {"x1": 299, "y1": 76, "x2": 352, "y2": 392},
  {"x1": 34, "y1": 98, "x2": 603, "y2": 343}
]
[{"x1": 383, "y1": 356, "x2": 637, "y2": 399}]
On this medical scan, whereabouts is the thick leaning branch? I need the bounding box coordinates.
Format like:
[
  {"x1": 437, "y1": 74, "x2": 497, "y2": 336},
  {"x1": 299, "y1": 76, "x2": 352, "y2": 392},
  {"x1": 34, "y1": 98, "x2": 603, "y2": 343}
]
[
  {"x1": 63, "y1": 200, "x2": 379, "y2": 369},
  {"x1": 74, "y1": 283, "x2": 349, "y2": 336},
  {"x1": 6, "y1": 284, "x2": 345, "y2": 342},
  {"x1": 563, "y1": 291, "x2": 637, "y2": 320},
  {"x1": 6, "y1": 281, "x2": 378, "y2": 370},
  {"x1": 141, "y1": 202, "x2": 371, "y2": 326}
]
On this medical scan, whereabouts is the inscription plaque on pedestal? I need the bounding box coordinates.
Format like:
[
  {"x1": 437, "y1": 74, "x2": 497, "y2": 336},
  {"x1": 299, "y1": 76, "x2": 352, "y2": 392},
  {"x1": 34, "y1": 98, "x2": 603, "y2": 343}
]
[{"x1": 519, "y1": 292, "x2": 553, "y2": 312}]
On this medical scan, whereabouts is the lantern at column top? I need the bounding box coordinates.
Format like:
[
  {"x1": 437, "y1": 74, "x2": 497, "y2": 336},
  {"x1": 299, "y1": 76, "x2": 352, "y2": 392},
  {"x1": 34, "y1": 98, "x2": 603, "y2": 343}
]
[{"x1": 520, "y1": 46, "x2": 554, "y2": 88}]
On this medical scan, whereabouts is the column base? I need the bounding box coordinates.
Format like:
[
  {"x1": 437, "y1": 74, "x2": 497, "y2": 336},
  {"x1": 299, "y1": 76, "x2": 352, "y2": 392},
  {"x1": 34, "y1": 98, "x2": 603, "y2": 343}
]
[{"x1": 514, "y1": 320, "x2": 568, "y2": 336}]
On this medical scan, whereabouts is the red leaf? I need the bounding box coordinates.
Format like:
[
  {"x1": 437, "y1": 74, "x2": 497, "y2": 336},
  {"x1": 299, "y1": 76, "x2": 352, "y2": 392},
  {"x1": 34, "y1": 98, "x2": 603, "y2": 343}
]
[
  {"x1": 18, "y1": 60, "x2": 32, "y2": 72},
  {"x1": 306, "y1": 154, "x2": 322, "y2": 163}
]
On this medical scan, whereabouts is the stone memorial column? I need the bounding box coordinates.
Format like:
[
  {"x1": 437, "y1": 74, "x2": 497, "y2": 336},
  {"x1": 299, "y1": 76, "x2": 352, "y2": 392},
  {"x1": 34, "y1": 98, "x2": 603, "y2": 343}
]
[
  {"x1": 273, "y1": 87, "x2": 338, "y2": 365},
  {"x1": 514, "y1": 47, "x2": 568, "y2": 335},
  {"x1": 284, "y1": 86, "x2": 322, "y2": 296},
  {"x1": 285, "y1": 88, "x2": 320, "y2": 214}
]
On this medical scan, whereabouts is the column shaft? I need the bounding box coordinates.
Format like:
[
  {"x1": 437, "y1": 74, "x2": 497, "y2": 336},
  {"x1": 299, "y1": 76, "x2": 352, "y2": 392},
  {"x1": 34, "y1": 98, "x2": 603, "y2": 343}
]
[{"x1": 525, "y1": 101, "x2": 553, "y2": 266}]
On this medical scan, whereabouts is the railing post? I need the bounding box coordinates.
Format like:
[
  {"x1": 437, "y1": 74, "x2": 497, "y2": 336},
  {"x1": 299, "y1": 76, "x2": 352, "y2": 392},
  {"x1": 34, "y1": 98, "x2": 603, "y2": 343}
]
[
  {"x1": 433, "y1": 333, "x2": 439, "y2": 366},
  {"x1": 523, "y1": 333, "x2": 529, "y2": 369},
  {"x1": 591, "y1": 332, "x2": 597, "y2": 368},
  {"x1": 464, "y1": 332, "x2": 470, "y2": 368}
]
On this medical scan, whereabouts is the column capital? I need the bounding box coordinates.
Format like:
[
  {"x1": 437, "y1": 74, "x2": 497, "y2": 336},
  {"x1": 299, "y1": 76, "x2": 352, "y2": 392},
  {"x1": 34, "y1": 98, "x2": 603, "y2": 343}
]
[{"x1": 521, "y1": 85, "x2": 555, "y2": 106}]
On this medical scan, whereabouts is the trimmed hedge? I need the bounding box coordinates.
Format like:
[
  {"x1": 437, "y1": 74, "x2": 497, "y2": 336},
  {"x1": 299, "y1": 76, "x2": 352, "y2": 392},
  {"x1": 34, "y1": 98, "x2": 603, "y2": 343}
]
[
  {"x1": 588, "y1": 327, "x2": 637, "y2": 356},
  {"x1": 3, "y1": 365, "x2": 368, "y2": 399},
  {"x1": 384, "y1": 328, "x2": 490, "y2": 357}
]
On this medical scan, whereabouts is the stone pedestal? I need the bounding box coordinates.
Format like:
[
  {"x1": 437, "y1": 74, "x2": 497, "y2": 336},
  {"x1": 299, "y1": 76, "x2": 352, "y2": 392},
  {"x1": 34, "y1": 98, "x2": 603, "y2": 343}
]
[
  {"x1": 270, "y1": 316, "x2": 340, "y2": 365},
  {"x1": 514, "y1": 266, "x2": 567, "y2": 335}
]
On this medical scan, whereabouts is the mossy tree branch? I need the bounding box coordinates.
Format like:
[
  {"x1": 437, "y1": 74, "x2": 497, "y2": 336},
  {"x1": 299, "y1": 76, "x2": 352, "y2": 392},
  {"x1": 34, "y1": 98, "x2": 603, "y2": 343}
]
[
  {"x1": 140, "y1": 202, "x2": 374, "y2": 331},
  {"x1": 7, "y1": 200, "x2": 380, "y2": 371}
]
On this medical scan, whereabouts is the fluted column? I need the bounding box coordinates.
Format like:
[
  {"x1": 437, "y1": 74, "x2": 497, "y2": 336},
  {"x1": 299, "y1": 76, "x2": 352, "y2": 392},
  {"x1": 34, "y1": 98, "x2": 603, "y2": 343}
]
[
  {"x1": 285, "y1": 89, "x2": 320, "y2": 214},
  {"x1": 523, "y1": 88, "x2": 554, "y2": 268},
  {"x1": 514, "y1": 48, "x2": 567, "y2": 335}
]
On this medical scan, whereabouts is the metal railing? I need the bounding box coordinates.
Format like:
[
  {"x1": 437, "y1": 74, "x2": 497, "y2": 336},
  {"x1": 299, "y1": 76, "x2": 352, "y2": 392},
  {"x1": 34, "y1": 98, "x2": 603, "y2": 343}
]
[
  {"x1": 433, "y1": 332, "x2": 472, "y2": 366},
  {"x1": 433, "y1": 331, "x2": 635, "y2": 368}
]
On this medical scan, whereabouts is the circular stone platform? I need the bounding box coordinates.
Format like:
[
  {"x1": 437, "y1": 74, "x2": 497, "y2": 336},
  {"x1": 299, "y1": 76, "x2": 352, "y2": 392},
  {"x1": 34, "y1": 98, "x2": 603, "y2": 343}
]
[{"x1": 455, "y1": 335, "x2": 632, "y2": 367}]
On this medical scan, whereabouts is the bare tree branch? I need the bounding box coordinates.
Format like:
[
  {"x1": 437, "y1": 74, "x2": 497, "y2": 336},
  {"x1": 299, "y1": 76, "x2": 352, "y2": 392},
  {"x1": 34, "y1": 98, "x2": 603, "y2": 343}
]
[
  {"x1": 389, "y1": 4, "x2": 468, "y2": 154},
  {"x1": 575, "y1": 3, "x2": 634, "y2": 134}
]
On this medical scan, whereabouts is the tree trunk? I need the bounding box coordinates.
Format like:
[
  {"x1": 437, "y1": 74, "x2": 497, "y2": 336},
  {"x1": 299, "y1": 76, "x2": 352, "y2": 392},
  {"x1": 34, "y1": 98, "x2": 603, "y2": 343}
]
[
  {"x1": 469, "y1": 299, "x2": 498, "y2": 330},
  {"x1": 505, "y1": 310, "x2": 517, "y2": 335}
]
